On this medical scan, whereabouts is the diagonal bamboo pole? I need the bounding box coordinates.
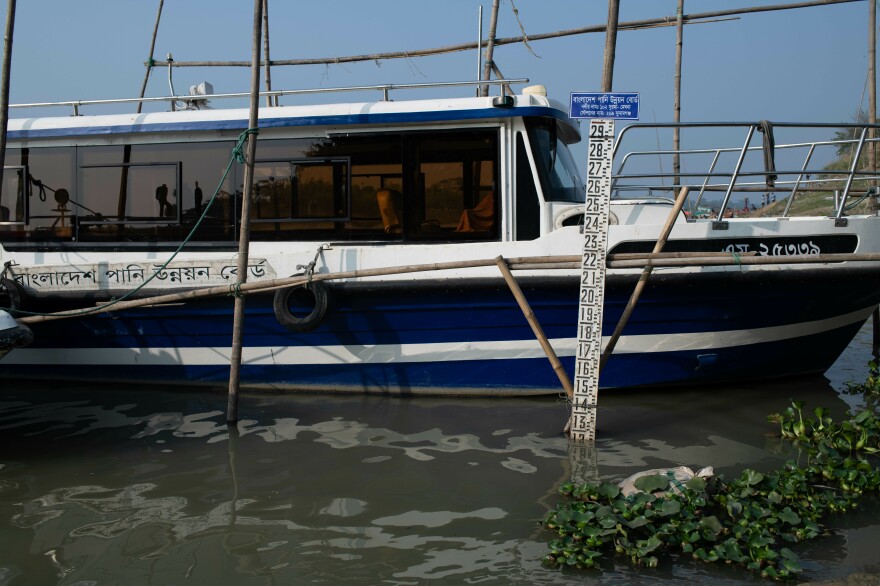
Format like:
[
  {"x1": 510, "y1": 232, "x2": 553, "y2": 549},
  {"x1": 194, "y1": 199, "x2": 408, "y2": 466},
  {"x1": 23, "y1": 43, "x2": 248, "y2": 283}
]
[
  {"x1": 479, "y1": 0, "x2": 500, "y2": 97},
  {"x1": 496, "y1": 256, "x2": 574, "y2": 400},
  {"x1": 148, "y1": 1, "x2": 862, "y2": 70},
  {"x1": 599, "y1": 187, "x2": 690, "y2": 371},
  {"x1": 118, "y1": 0, "x2": 164, "y2": 224}
]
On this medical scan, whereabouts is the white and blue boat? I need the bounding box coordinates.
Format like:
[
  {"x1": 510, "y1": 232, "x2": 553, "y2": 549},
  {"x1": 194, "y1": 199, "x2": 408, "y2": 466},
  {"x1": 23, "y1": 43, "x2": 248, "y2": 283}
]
[{"x1": 1, "y1": 81, "x2": 879, "y2": 394}]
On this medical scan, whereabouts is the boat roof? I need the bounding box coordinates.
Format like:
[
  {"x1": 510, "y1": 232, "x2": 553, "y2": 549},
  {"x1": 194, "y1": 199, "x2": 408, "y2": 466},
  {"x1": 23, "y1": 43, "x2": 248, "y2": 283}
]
[{"x1": 6, "y1": 93, "x2": 581, "y2": 142}]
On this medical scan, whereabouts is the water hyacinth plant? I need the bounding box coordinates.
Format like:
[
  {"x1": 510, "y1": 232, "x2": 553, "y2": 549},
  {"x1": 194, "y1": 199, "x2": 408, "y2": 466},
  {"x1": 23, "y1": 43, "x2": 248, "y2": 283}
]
[{"x1": 542, "y1": 401, "x2": 880, "y2": 580}]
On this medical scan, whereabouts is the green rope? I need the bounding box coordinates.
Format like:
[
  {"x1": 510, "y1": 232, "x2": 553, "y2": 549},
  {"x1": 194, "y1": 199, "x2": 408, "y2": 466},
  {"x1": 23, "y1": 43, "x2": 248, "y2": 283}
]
[
  {"x1": 4, "y1": 128, "x2": 260, "y2": 319},
  {"x1": 232, "y1": 128, "x2": 258, "y2": 164}
]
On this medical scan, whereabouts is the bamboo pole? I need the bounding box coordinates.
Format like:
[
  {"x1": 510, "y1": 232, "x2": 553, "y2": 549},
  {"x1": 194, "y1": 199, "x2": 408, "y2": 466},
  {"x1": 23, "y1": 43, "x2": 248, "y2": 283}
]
[
  {"x1": 599, "y1": 187, "x2": 690, "y2": 371},
  {"x1": 672, "y1": 0, "x2": 684, "y2": 188},
  {"x1": 601, "y1": 0, "x2": 620, "y2": 92},
  {"x1": 262, "y1": 0, "x2": 273, "y2": 107},
  {"x1": 479, "y1": 0, "x2": 500, "y2": 98},
  {"x1": 0, "y1": 0, "x2": 15, "y2": 205},
  {"x1": 870, "y1": 0, "x2": 876, "y2": 185},
  {"x1": 868, "y1": 0, "x2": 878, "y2": 359},
  {"x1": 148, "y1": 1, "x2": 861, "y2": 70},
  {"x1": 119, "y1": 0, "x2": 164, "y2": 223},
  {"x1": 228, "y1": 0, "x2": 263, "y2": 424},
  {"x1": 137, "y1": 0, "x2": 164, "y2": 115},
  {"x1": 16, "y1": 249, "x2": 880, "y2": 327},
  {"x1": 16, "y1": 255, "x2": 580, "y2": 325},
  {"x1": 496, "y1": 256, "x2": 574, "y2": 400},
  {"x1": 227, "y1": 422, "x2": 240, "y2": 526}
]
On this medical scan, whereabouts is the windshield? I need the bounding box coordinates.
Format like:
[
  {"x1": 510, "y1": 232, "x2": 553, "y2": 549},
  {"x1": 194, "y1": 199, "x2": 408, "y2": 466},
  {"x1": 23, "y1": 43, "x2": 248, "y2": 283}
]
[{"x1": 525, "y1": 117, "x2": 584, "y2": 203}]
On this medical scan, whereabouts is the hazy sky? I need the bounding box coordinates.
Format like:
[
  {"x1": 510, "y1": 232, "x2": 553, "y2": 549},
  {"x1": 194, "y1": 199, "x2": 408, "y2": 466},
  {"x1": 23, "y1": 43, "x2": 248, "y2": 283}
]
[{"x1": 2, "y1": 0, "x2": 875, "y2": 164}]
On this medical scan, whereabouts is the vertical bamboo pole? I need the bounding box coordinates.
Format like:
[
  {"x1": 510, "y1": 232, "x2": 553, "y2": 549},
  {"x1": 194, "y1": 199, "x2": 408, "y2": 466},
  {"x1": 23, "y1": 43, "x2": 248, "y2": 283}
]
[
  {"x1": 870, "y1": 0, "x2": 876, "y2": 177},
  {"x1": 262, "y1": 0, "x2": 273, "y2": 107},
  {"x1": 228, "y1": 0, "x2": 263, "y2": 424},
  {"x1": 672, "y1": 0, "x2": 684, "y2": 189},
  {"x1": 479, "y1": 0, "x2": 500, "y2": 97},
  {"x1": 600, "y1": 0, "x2": 620, "y2": 92},
  {"x1": 0, "y1": 0, "x2": 16, "y2": 205},
  {"x1": 227, "y1": 423, "x2": 240, "y2": 526},
  {"x1": 870, "y1": 1, "x2": 879, "y2": 358}
]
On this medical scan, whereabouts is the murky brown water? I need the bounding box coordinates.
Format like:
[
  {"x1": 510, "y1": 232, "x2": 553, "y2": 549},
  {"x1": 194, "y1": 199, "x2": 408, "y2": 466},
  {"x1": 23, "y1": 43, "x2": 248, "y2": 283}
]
[{"x1": 0, "y1": 323, "x2": 878, "y2": 585}]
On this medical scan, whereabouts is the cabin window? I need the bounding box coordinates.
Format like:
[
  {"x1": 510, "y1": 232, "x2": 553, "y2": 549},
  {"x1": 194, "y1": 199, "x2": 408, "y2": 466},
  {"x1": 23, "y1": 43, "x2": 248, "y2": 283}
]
[
  {"x1": 0, "y1": 128, "x2": 500, "y2": 247},
  {"x1": 76, "y1": 142, "x2": 237, "y2": 243},
  {"x1": 525, "y1": 117, "x2": 584, "y2": 203},
  {"x1": 0, "y1": 146, "x2": 76, "y2": 243},
  {"x1": 250, "y1": 158, "x2": 350, "y2": 239},
  {"x1": 249, "y1": 130, "x2": 498, "y2": 242},
  {"x1": 405, "y1": 131, "x2": 498, "y2": 241}
]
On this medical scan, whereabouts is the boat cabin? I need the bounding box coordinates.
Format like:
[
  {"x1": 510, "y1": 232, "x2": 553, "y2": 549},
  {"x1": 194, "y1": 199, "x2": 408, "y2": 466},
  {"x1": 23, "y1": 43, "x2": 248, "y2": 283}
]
[{"x1": 0, "y1": 84, "x2": 584, "y2": 251}]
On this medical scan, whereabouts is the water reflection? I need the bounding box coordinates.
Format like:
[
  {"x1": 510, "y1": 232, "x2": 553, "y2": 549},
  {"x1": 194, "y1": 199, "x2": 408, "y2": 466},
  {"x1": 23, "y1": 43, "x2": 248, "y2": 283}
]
[{"x1": 0, "y1": 323, "x2": 877, "y2": 584}]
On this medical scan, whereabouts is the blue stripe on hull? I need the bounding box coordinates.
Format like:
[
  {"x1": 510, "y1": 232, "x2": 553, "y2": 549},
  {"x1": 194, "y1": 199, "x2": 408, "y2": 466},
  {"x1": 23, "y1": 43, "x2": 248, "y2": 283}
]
[
  {"x1": 5, "y1": 269, "x2": 879, "y2": 393},
  {"x1": 2, "y1": 318, "x2": 865, "y2": 393}
]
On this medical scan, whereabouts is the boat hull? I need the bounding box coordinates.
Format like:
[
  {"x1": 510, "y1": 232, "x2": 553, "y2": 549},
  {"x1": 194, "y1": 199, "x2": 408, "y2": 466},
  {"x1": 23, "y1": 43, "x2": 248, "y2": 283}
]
[{"x1": 3, "y1": 266, "x2": 877, "y2": 394}]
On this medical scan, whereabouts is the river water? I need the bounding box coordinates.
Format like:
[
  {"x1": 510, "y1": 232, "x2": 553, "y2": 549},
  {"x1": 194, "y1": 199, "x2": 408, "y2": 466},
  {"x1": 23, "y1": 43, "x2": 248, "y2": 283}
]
[{"x1": 1, "y1": 324, "x2": 878, "y2": 585}]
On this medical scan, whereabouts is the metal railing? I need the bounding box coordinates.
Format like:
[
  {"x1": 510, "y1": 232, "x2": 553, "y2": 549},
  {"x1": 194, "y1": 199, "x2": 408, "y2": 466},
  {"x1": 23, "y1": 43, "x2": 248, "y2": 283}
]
[
  {"x1": 611, "y1": 122, "x2": 880, "y2": 223},
  {"x1": 9, "y1": 79, "x2": 529, "y2": 117}
]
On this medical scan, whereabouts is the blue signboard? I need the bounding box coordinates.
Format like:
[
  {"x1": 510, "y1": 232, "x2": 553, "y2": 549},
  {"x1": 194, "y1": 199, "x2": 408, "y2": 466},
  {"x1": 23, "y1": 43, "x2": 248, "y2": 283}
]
[{"x1": 570, "y1": 92, "x2": 640, "y2": 120}]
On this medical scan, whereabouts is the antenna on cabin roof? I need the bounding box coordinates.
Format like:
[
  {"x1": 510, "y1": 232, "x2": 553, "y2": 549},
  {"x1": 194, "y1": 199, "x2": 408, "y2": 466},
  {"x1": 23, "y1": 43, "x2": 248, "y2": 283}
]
[{"x1": 166, "y1": 52, "x2": 181, "y2": 111}]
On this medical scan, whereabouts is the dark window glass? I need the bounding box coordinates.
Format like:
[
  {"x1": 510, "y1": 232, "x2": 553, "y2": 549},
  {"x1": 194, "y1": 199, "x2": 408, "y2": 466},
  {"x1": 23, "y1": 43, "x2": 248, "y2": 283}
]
[
  {"x1": 405, "y1": 130, "x2": 498, "y2": 241},
  {"x1": 0, "y1": 146, "x2": 76, "y2": 242},
  {"x1": 525, "y1": 117, "x2": 584, "y2": 203},
  {"x1": 76, "y1": 141, "x2": 236, "y2": 243},
  {"x1": 515, "y1": 133, "x2": 540, "y2": 241},
  {"x1": 1, "y1": 129, "x2": 500, "y2": 246}
]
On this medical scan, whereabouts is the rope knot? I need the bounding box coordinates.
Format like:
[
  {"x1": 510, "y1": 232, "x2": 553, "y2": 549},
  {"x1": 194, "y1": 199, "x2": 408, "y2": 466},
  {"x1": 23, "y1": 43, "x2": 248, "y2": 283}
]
[{"x1": 232, "y1": 128, "x2": 259, "y2": 164}]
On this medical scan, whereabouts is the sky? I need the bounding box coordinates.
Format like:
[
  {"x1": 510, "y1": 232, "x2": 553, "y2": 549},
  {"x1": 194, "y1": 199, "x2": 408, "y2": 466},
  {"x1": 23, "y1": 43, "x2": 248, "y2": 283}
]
[{"x1": 1, "y1": 0, "x2": 876, "y2": 166}]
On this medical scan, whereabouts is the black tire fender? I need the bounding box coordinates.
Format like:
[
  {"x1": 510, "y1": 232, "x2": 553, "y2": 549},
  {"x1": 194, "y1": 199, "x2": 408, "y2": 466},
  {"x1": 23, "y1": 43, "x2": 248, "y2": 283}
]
[{"x1": 272, "y1": 281, "x2": 330, "y2": 332}]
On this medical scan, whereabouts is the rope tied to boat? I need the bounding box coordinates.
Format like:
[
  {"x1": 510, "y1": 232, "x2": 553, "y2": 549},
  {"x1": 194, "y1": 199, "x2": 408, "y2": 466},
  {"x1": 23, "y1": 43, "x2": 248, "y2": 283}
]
[
  {"x1": 0, "y1": 260, "x2": 14, "y2": 282},
  {"x1": 232, "y1": 128, "x2": 259, "y2": 165},
  {"x1": 297, "y1": 244, "x2": 329, "y2": 288}
]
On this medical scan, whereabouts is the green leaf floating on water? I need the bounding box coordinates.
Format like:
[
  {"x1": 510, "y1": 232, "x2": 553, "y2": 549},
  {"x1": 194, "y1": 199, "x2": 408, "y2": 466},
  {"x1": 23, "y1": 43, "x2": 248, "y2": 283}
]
[{"x1": 777, "y1": 508, "x2": 801, "y2": 526}]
